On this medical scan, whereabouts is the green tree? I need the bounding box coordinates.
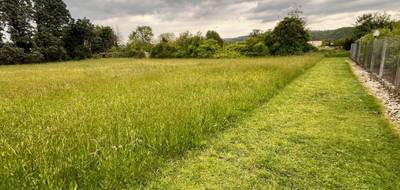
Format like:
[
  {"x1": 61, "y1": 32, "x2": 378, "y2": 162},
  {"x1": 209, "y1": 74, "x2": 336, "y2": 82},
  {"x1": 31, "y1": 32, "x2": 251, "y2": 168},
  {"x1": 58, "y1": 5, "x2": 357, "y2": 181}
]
[
  {"x1": 33, "y1": 0, "x2": 71, "y2": 61},
  {"x1": 2, "y1": 0, "x2": 34, "y2": 52},
  {"x1": 159, "y1": 32, "x2": 175, "y2": 42},
  {"x1": 197, "y1": 39, "x2": 220, "y2": 58},
  {"x1": 0, "y1": 1, "x2": 5, "y2": 46},
  {"x1": 150, "y1": 41, "x2": 177, "y2": 58},
  {"x1": 353, "y1": 13, "x2": 394, "y2": 39},
  {"x1": 206, "y1": 30, "x2": 223, "y2": 47},
  {"x1": 249, "y1": 29, "x2": 263, "y2": 37},
  {"x1": 0, "y1": 12, "x2": 4, "y2": 46},
  {"x1": 128, "y1": 26, "x2": 153, "y2": 55},
  {"x1": 150, "y1": 33, "x2": 176, "y2": 58},
  {"x1": 175, "y1": 32, "x2": 203, "y2": 58},
  {"x1": 92, "y1": 26, "x2": 118, "y2": 54},
  {"x1": 63, "y1": 18, "x2": 95, "y2": 59},
  {"x1": 236, "y1": 30, "x2": 270, "y2": 57},
  {"x1": 268, "y1": 10, "x2": 312, "y2": 55}
]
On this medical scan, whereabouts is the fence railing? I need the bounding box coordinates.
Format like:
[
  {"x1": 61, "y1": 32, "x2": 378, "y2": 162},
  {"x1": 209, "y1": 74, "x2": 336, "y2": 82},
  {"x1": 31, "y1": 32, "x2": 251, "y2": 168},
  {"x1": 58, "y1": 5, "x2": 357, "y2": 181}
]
[{"x1": 350, "y1": 37, "x2": 400, "y2": 89}]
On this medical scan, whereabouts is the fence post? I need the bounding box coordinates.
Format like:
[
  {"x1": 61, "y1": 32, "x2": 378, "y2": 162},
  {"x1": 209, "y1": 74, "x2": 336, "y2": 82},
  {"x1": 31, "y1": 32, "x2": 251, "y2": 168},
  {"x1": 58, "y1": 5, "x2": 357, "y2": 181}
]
[
  {"x1": 357, "y1": 41, "x2": 361, "y2": 64},
  {"x1": 395, "y1": 67, "x2": 400, "y2": 88},
  {"x1": 379, "y1": 38, "x2": 387, "y2": 78},
  {"x1": 350, "y1": 44, "x2": 356, "y2": 60},
  {"x1": 364, "y1": 42, "x2": 369, "y2": 68},
  {"x1": 370, "y1": 38, "x2": 377, "y2": 71}
]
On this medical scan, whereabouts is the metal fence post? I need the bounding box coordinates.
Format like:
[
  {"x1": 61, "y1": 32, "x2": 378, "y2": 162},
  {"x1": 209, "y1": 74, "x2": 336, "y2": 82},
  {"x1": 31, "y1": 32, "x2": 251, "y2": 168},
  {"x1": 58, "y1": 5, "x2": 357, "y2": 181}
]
[
  {"x1": 394, "y1": 65, "x2": 400, "y2": 89},
  {"x1": 370, "y1": 38, "x2": 377, "y2": 71},
  {"x1": 357, "y1": 41, "x2": 361, "y2": 64},
  {"x1": 364, "y1": 42, "x2": 368, "y2": 68},
  {"x1": 379, "y1": 38, "x2": 387, "y2": 78}
]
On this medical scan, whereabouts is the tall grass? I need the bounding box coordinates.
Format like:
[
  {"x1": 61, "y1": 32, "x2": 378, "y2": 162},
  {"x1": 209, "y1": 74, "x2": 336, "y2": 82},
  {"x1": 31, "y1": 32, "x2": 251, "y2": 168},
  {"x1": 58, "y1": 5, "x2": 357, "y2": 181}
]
[{"x1": 0, "y1": 55, "x2": 322, "y2": 189}]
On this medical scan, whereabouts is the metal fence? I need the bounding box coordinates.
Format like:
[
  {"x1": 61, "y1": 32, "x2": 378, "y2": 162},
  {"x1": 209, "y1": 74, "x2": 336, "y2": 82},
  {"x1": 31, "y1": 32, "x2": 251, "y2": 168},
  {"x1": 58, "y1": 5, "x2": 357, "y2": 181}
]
[{"x1": 350, "y1": 37, "x2": 400, "y2": 88}]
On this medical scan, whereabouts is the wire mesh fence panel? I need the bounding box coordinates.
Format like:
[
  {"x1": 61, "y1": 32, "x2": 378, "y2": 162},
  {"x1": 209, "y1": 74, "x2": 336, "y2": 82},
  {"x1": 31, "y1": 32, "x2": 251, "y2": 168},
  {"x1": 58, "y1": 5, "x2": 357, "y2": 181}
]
[
  {"x1": 350, "y1": 37, "x2": 400, "y2": 89},
  {"x1": 364, "y1": 41, "x2": 374, "y2": 69},
  {"x1": 372, "y1": 40, "x2": 384, "y2": 75},
  {"x1": 350, "y1": 44, "x2": 358, "y2": 61},
  {"x1": 383, "y1": 37, "x2": 400, "y2": 85}
]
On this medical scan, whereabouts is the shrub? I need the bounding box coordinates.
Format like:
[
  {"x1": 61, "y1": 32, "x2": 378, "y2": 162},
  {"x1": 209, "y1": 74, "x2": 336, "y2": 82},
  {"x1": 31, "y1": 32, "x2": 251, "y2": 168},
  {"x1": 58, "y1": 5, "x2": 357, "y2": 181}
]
[
  {"x1": 0, "y1": 44, "x2": 25, "y2": 65},
  {"x1": 197, "y1": 39, "x2": 220, "y2": 58},
  {"x1": 267, "y1": 11, "x2": 312, "y2": 55},
  {"x1": 213, "y1": 48, "x2": 242, "y2": 58},
  {"x1": 40, "y1": 46, "x2": 68, "y2": 62},
  {"x1": 151, "y1": 42, "x2": 177, "y2": 58}
]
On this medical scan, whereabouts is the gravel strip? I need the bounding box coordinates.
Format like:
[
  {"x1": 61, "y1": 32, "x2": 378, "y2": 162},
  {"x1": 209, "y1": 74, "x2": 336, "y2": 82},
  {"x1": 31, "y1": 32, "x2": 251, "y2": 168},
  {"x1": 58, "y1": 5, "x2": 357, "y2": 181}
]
[{"x1": 347, "y1": 59, "x2": 400, "y2": 128}]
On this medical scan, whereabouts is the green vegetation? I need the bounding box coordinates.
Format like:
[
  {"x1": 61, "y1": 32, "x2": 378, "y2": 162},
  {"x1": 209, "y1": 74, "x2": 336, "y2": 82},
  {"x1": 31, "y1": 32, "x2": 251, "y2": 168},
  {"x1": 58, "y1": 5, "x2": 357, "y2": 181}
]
[
  {"x1": 267, "y1": 11, "x2": 314, "y2": 55},
  {"x1": 320, "y1": 49, "x2": 350, "y2": 57},
  {"x1": 311, "y1": 27, "x2": 354, "y2": 41},
  {"x1": 361, "y1": 22, "x2": 400, "y2": 41},
  {"x1": 0, "y1": 55, "x2": 322, "y2": 189},
  {"x1": 121, "y1": 10, "x2": 314, "y2": 59},
  {"x1": 0, "y1": 3, "x2": 315, "y2": 64},
  {"x1": 0, "y1": 0, "x2": 118, "y2": 64},
  {"x1": 148, "y1": 58, "x2": 400, "y2": 189},
  {"x1": 353, "y1": 12, "x2": 395, "y2": 40}
]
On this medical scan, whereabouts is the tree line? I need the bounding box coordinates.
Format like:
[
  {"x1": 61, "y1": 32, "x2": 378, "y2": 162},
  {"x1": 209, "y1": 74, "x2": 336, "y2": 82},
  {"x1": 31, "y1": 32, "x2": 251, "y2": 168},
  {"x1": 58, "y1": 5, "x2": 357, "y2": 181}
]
[
  {"x1": 111, "y1": 10, "x2": 315, "y2": 59},
  {"x1": 0, "y1": 0, "x2": 117, "y2": 64},
  {"x1": 0, "y1": 1, "x2": 316, "y2": 65}
]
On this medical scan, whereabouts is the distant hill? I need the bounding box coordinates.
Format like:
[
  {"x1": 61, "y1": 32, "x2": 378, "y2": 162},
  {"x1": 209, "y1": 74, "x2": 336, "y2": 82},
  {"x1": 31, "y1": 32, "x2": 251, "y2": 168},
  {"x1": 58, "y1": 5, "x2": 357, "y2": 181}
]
[
  {"x1": 224, "y1": 27, "x2": 354, "y2": 43},
  {"x1": 310, "y1": 27, "x2": 354, "y2": 41},
  {"x1": 224, "y1": 36, "x2": 248, "y2": 43}
]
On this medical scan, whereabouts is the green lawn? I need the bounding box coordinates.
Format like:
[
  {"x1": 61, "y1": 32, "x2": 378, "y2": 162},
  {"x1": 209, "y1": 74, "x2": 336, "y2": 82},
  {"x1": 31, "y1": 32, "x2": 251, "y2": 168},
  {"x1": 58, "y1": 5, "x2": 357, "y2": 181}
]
[
  {"x1": 0, "y1": 56, "x2": 322, "y2": 189},
  {"x1": 148, "y1": 58, "x2": 400, "y2": 189}
]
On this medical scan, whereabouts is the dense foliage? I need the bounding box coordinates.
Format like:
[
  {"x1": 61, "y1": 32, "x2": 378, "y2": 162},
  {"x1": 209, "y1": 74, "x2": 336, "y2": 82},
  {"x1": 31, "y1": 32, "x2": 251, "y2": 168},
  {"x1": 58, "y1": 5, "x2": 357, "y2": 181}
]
[
  {"x1": 118, "y1": 11, "x2": 314, "y2": 59},
  {"x1": 267, "y1": 12, "x2": 314, "y2": 55},
  {"x1": 0, "y1": 3, "x2": 318, "y2": 63},
  {"x1": 353, "y1": 12, "x2": 394, "y2": 40},
  {"x1": 0, "y1": 0, "x2": 118, "y2": 64}
]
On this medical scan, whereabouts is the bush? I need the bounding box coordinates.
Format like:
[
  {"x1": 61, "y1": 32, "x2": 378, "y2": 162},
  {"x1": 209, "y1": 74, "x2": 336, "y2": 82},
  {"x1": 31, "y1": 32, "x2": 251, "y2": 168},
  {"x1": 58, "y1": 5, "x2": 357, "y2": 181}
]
[
  {"x1": 151, "y1": 42, "x2": 177, "y2": 58},
  {"x1": 213, "y1": 47, "x2": 242, "y2": 58},
  {"x1": 0, "y1": 44, "x2": 26, "y2": 65},
  {"x1": 197, "y1": 39, "x2": 220, "y2": 58},
  {"x1": 40, "y1": 46, "x2": 68, "y2": 62},
  {"x1": 0, "y1": 44, "x2": 45, "y2": 64},
  {"x1": 267, "y1": 12, "x2": 312, "y2": 55},
  {"x1": 24, "y1": 49, "x2": 45, "y2": 63},
  {"x1": 238, "y1": 41, "x2": 270, "y2": 57}
]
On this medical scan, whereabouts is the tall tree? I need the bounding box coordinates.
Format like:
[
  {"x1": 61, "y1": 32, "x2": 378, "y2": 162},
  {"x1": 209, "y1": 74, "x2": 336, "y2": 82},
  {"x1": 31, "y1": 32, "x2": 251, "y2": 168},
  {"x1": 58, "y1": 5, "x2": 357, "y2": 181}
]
[
  {"x1": 268, "y1": 9, "x2": 312, "y2": 55},
  {"x1": 206, "y1": 30, "x2": 223, "y2": 47},
  {"x1": 159, "y1": 32, "x2": 175, "y2": 42},
  {"x1": 2, "y1": 0, "x2": 34, "y2": 52},
  {"x1": 0, "y1": 2, "x2": 4, "y2": 46},
  {"x1": 353, "y1": 13, "x2": 394, "y2": 39},
  {"x1": 128, "y1": 26, "x2": 154, "y2": 53},
  {"x1": 91, "y1": 26, "x2": 118, "y2": 54},
  {"x1": 63, "y1": 18, "x2": 95, "y2": 59},
  {"x1": 33, "y1": 0, "x2": 71, "y2": 61}
]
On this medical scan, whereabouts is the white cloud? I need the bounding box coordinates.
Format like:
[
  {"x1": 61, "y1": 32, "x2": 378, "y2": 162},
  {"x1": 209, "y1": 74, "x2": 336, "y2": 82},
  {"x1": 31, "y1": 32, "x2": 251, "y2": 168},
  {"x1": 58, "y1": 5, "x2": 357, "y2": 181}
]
[{"x1": 64, "y1": 0, "x2": 400, "y2": 40}]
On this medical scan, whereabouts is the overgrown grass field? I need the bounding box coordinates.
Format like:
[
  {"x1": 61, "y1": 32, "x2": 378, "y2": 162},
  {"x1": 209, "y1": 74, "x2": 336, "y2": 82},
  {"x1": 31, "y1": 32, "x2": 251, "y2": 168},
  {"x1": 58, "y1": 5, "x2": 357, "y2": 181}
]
[{"x1": 0, "y1": 55, "x2": 322, "y2": 189}]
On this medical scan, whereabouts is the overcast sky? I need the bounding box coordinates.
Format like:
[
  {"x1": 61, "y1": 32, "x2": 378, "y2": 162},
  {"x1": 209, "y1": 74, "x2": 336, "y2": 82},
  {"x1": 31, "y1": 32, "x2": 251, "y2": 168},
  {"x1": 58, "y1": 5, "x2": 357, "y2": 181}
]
[{"x1": 64, "y1": 0, "x2": 400, "y2": 41}]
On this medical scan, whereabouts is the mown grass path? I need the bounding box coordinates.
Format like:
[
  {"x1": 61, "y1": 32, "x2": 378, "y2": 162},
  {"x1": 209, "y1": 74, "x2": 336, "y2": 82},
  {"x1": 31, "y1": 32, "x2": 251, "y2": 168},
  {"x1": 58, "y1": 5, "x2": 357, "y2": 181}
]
[{"x1": 148, "y1": 58, "x2": 400, "y2": 189}]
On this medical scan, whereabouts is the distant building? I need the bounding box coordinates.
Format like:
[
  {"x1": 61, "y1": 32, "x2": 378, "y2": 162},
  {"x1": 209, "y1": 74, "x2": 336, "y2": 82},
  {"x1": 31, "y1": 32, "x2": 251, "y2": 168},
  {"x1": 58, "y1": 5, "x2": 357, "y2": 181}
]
[{"x1": 308, "y1": 41, "x2": 323, "y2": 48}]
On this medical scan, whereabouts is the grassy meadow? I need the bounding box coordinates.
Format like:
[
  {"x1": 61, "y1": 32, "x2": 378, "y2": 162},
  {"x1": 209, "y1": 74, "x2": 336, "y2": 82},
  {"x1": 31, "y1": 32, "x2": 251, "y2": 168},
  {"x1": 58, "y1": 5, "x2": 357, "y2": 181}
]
[
  {"x1": 0, "y1": 55, "x2": 322, "y2": 189},
  {"x1": 149, "y1": 58, "x2": 400, "y2": 189}
]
